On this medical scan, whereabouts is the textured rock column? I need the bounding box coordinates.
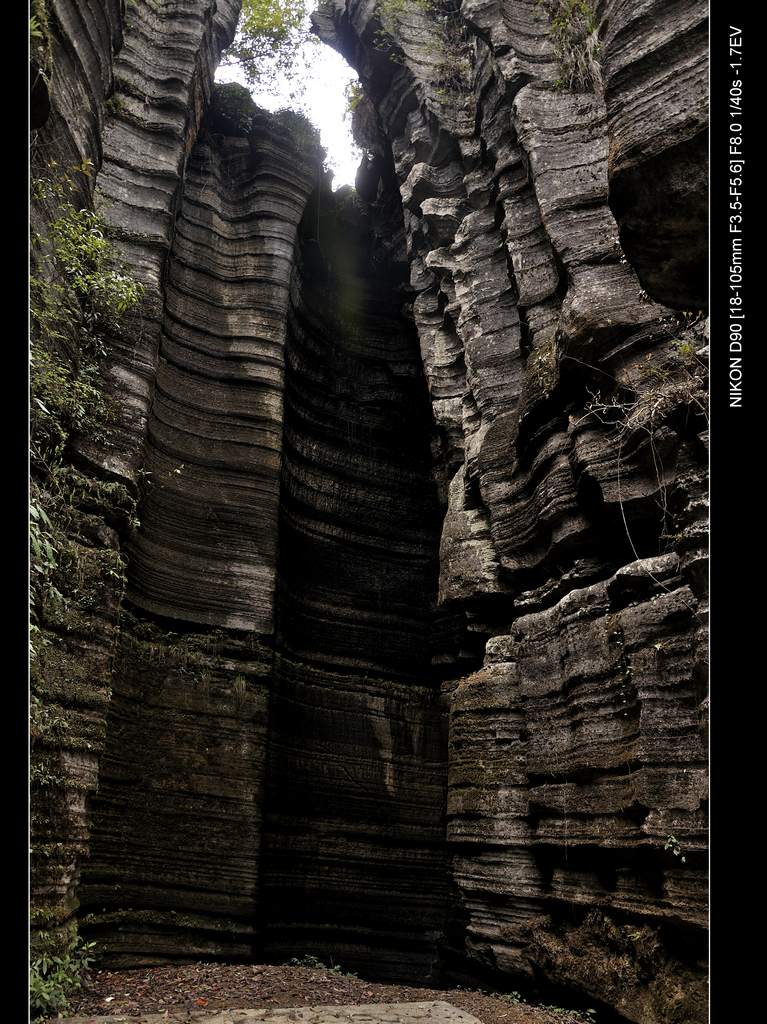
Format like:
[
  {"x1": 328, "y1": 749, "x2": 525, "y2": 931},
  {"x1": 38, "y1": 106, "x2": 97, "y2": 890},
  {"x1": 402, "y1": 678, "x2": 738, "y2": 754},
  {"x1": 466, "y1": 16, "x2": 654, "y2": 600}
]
[
  {"x1": 78, "y1": 97, "x2": 325, "y2": 963},
  {"x1": 260, "y1": 187, "x2": 450, "y2": 980},
  {"x1": 127, "y1": 105, "x2": 323, "y2": 632},
  {"x1": 315, "y1": 1, "x2": 709, "y2": 1018},
  {"x1": 76, "y1": 0, "x2": 241, "y2": 481}
]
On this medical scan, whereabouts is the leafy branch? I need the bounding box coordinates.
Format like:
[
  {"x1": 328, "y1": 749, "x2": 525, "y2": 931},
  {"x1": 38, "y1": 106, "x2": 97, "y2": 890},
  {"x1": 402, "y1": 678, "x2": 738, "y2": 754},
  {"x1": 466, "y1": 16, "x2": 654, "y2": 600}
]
[{"x1": 220, "y1": 0, "x2": 317, "y2": 91}]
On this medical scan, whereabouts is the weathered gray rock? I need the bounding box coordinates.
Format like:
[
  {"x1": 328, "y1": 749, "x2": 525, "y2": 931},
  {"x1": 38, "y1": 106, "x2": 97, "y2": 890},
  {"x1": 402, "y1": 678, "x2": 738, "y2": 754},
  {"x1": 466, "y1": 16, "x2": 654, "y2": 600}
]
[
  {"x1": 317, "y1": 1, "x2": 708, "y2": 1018},
  {"x1": 77, "y1": 89, "x2": 449, "y2": 973},
  {"x1": 259, "y1": 183, "x2": 448, "y2": 980},
  {"x1": 126, "y1": 101, "x2": 323, "y2": 633},
  {"x1": 78, "y1": 614, "x2": 272, "y2": 962},
  {"x1": 599, "y1": 0, "x2": 708, "y2": 309},
  {"x1": 76, "y1": 0, "x2": 241, "y2": 481},
  {"x1": 31, "y1": 0, "x2": 123, "y2": 187},
  {"x1": 32, "y1": 1, "x2": 708, "y2": 1019},
  {"x1": 450, "y1": 557, "x2": 706, "y2": 1015}
]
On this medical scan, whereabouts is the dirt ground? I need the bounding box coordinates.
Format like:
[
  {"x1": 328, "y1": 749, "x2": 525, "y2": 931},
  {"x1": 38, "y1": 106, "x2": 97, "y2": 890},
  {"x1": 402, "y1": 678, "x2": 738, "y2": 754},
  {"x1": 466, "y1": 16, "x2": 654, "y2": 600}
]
[{"x1": 64, "y1": 962, "x2": 597, "y2": 1024}]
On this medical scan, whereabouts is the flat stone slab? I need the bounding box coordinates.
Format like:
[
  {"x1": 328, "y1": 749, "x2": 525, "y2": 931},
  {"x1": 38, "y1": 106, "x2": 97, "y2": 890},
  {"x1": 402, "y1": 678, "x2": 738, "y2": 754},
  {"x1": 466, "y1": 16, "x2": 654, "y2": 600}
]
[{"x1": 61, "y1": 1001, "x2": 483, "y2": 1024}]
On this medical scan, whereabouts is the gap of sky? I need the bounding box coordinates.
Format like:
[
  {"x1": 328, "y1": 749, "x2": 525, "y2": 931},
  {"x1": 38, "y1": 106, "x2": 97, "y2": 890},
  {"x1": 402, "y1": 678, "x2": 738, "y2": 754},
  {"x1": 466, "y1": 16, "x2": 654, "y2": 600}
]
[{"x1": 215, "y1": 21, "x2": 362, "y2": 190}]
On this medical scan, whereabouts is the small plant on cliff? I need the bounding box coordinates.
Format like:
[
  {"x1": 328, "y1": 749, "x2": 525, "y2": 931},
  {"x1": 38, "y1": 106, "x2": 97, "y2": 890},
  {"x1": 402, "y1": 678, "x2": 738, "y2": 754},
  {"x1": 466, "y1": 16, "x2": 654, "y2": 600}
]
[
  {"x1": 30, "y1": 935, "x2": 97, "y2": 1019},
  {"x1": 343, "y1": 80, "x2": 365, "y2": 122},
  {"x1": 30, "y1": 0, "x2": 53, "y2": 86},
  {"x1": 273, "y1": 107, "x2": 322, "y2": 149},
  {"x1": 212, "y1": 81, "x2": 258, "y2": 133},
  {"x1": 30, "y1": 163, "x2": 142, "y2": 623},
  {"x1": 664, "y1": 834, "x2": 687, "y2": 864},
  {"x1": 104, "y1": 95, "x2": 126, "y2": 116},
  {"x1": 40, "y1": 188, "x2": 144, "y2": 326},
  {"x1": 535, "y1": 0, "x2": 602, "y2": 92},
  {"x1": 29, "y1": 498, "x2": 64, "y2": 614},
  {"x1": 373, "y1": 0, "x2": 473, "y2": 103},
  {"x1": 31, "y1": 164, "x2": 144, "y2": 469},
  {"x1": 30, "y1": 695, "x2": 68, "y2": 742}
]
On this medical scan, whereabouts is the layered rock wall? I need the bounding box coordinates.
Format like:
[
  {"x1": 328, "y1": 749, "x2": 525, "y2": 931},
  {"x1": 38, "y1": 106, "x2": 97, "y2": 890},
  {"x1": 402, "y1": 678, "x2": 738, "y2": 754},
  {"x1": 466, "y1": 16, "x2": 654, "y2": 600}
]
[
  {"x1": 30, "y1": 0, "x2": 133, "y2": 952},
  {"x1": 315, "y1": 1, "x2": 709, "y2": 1019},
  {"x1": 125, "y1": 108, "x2": 320, "y2": 632},
  {"x1": 78, "y1": 96, "x2": 324, "y2": 961},
  {"x1": 31, "y1": 1, "x2": 708, "y2": 1019},
  {"x1": 260, "y1": 188, "x2": 448, "y2": 979},
  {"x1": 78, "y1": 0, "x2": 241, "y2": 479},
  {"x1": 599, "y1": 0, "x2": 708, "y2": 308},
  {"x1": 30, "y1": 0, "x2": 241, "y2": 958}
]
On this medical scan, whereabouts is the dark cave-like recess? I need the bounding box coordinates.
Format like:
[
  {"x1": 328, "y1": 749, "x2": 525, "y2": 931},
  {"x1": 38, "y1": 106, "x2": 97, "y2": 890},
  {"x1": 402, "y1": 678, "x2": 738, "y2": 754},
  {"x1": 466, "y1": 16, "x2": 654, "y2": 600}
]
[{"x1": 260, "y1": 188, "x2": 450, "y2": 980}]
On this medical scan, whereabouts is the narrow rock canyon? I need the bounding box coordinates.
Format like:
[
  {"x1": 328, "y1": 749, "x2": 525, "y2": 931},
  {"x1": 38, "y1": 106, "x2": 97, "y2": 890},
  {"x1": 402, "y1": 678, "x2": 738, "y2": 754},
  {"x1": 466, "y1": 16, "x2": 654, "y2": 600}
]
[{"x1": 30, "y1": 2, "x2": 708, "y2": 1022}]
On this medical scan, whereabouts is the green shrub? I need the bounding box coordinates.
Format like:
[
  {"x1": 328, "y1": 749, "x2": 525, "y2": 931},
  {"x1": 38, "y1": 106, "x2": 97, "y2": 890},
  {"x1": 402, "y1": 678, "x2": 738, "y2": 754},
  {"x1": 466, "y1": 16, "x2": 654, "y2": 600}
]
[
  {"x1": 31, "y1": 166, "x2": 144, "y2": 466},
  {"x1": 287, "y1": 953, "x2": 327, "y2": 969},
  {"x1": 104, "y1": 95, "x2": 126, "y2": 116},
  {"x1": 30, "y1": 694, "x2": 68, "y2": 743},
  {"x1": 272, "y1": 107, "x2": 322, "y2": 149},
  {"x1": 30, "y1": 0, "x2": 52, "y2": 85},
  {"x1": 42, "y1": 200, "x2": 143, "y2": 326},
  {"x1": 211, "y1": 81, "x2": 258, "y2": 134},
  {"x1": 343, "y1": 81, "x2": 364, "y2": 121},
  {"x1": 29, "y1": 499, "x2": 64, "y2": 616},
  {"x1": 286, "y1": 954, "x2": 358, "y2": 978},
  {"x1": 664, "y1": 834, "x2": 687, "y2": 864},
  {"x1": 30, "y1": 936, "x2": 96, "y2": 1020}
]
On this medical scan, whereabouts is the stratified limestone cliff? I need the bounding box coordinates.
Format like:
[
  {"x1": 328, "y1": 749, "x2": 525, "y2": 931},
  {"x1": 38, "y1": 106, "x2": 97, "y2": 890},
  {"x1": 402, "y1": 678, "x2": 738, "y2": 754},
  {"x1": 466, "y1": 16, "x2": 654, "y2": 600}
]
[
  {"x1": 599, "y1": 0, "x2": 708, "y2": 309},
  {"x1": 315, "y1": 1, "x2": 708, "y2": 1020},
  {"x1": 261, "y1": 184, "x2": 448, "y2": 979},
  {"x1": 31, "y1": 1, "x2": 708, "y2": 1021},
  {"x1": 30, "y1": 0, "x2": 139, "y2": 954},
  {"x1": 77, "y1": 94, "x2": 325, "y2": 962},
  {"x1": 78, "y1": 0, "x2": 241, "y2": 480},
  {"x1": 31, "y1": 0, "x2": 241, "y2": 960},
  {"x1": 125, "y1": 105, "x2": 322, "y2": 633}
]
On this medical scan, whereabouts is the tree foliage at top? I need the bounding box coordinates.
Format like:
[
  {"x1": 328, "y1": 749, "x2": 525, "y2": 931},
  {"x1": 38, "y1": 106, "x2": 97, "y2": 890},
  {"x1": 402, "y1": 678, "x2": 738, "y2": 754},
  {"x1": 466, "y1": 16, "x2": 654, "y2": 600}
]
[{"x1": 221, "y1": 0, "x2": 316, "y2": 89}]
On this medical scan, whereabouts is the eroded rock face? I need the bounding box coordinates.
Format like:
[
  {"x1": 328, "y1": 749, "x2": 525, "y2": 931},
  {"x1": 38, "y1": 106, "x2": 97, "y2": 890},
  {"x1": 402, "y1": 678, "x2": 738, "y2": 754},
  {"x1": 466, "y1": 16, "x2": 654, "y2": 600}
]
[
  {"x1": 599, "y1": 0, "x2": 708, "y2": 310},
  {"x1": 30, "y1": 0, "x2": 241, "y2": 959},
  {"x1": 76, "y1": 0, "x2": 241, "y2": 480},
  {"x1": 74, "y1": 87, "x2": 450, "y2": 973},
  {"x1": 126, "y1": 109, "x2": 322, "y2": 633},
  {"x1": 32, "y1": 0, "x2": 708, "y2": 1019},
  {"x1": 78, "y1": 616, "x2": 271, "y2": 962},
  {"x1": 29, "y1": 0, "x2": 181, "y2": 954},
  {"x1": 315, "y1": 1, "x2": 708, "y2": 1019},
  {"x1": 260, "y1": 186, "x2": 448, "y2": 979},
  {"x1": 449, "y1": 555, "x2": 707, "y2": 1019},
  {"x1": 77, "y1": 94, "x2": 326, "y2": 962}
]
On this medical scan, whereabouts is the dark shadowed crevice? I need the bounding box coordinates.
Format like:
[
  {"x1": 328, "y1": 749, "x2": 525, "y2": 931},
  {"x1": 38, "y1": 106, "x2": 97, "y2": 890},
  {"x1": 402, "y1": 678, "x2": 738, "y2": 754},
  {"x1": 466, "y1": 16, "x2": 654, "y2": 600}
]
[{"x1": 259, "y1": 182, "x2": 450, "y2": 980}]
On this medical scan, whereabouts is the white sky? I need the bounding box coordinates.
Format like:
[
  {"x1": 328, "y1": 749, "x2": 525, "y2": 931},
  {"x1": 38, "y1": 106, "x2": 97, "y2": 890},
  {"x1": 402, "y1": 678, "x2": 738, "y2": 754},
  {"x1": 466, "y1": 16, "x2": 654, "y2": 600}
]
[{"x1": 215, "y1": 29, "x2": 362, "y2": 189}]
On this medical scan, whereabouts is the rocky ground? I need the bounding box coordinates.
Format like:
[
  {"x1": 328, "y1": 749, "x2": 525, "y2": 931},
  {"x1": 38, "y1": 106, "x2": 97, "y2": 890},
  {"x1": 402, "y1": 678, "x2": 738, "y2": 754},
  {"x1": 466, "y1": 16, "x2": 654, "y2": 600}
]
[{"x1": 63, "y1": 962, "x2": 597, "y2": 1024}]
